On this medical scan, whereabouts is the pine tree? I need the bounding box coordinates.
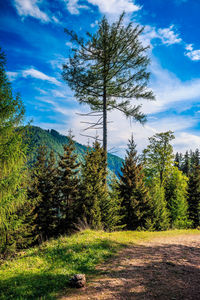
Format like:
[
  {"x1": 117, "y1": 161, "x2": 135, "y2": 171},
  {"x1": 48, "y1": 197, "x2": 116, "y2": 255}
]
[
  {"x1": 57, "y1": 135, "x2": 80, "y2": 233},
  {"x1": 119, "y1": 135, "x2": 152, "y2": 230},
  {"x1": 28, "y1": 146, "x2": 57, "y2": 243},
  {"x1": 165, "y1": 167, "x2": 189, "y2": 229},
  {"x1": 63, "y1": 13, "x2": 154, "y2": 164},
  {"x1": 187, "y1": 165, "x2": 200, "y2": 228},
  {"x1": 78, "y1": 140, "x2": 107, "y2": 229},
  {"x1": 0, "y1": 48, "x2": 28, "y2": 254}
]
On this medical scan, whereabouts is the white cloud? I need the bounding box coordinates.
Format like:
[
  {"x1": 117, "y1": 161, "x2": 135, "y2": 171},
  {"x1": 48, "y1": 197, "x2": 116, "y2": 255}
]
[
  {"x1": 64, "y1": 0, "x2": 89, "y2": 15},
  {"x1": 64, "y1": 0, "x2": 141, "y2": 15},
  {"x1": 7, "y1": 71, "x2": 18, "y2": 81},
  {"x1": 185, "y1": 44, "x2": 200, "y2": 61},
  {"x1": 22, "y1": 68, "x2": 61, "y2": 85},
  {"x1": 158, "y1": 25, "x2": 182, "y2": 45},
  {"x1": 173, "y1": 132, "x2": 200, "y2": 153},
  {"x1": 13, "y1": 0, "x2": 50, "y2": 22},
  {"x1": 86, "y1": 0, "x2": 141, "y2": 14},
  {"x1": 141, "y1": 58, "x2": 200, "y2": 115},
  {"x1": 142, "y1": 25, "x2": 182, "y2": 47}
]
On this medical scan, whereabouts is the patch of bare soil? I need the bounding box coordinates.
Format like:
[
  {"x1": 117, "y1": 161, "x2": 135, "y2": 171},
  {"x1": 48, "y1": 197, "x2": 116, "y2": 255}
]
[{"x1": 59, "y1": 234, "x2": 200, "y2": 300}]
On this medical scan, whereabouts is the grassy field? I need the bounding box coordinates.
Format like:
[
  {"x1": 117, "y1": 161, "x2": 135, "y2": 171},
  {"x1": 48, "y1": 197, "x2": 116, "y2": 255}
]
[{"x1": 0, "y1": 229, "x2": 199, "y2": 299}]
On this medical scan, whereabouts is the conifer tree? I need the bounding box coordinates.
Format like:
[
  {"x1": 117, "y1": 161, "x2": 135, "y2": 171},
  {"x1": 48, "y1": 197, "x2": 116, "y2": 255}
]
[
  {"x1": 57, "y1": 134, "x2": 80, "y2": 233},
  {"x1": 78, "y1": 140, "x2": 107, "y2": 229},
  {"x1": 119, "y1": 135, "x2": 152, "y2": 230},
  {"x1": 165, "y1": 167, "x2": 189, "y2": 228},
  {"x1": 174, "y1": 152, "x2": 182, "y2": 170},
  {"x1": 63, "y1": 13, "x2": 154, "y2": 163},
  {"x1": 102, "y1": 176, "x2": 125, "y2": 231},
  {"x1": 0, "y1": 48, "x2": 28, "y2": 253},
  {"x1": 188, "y1": 165, "x2": 200, "y2": 228},
  {"x1": 182, "y1": 151, "x2": 190, "y2": 176},
  {"x1": 28, "y1": 146, "x2": 57, "y2": 242}
]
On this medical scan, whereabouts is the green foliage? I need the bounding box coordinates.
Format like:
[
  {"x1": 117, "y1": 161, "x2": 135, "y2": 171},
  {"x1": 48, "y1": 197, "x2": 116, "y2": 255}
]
[
  {"x1": 188, "y1": 165, "x2": 200, "y2": 228},
  {"x1": 0, "y1": 48, "x2": 28, "y2": 254},
  {"x1": 148, "y1": 178, "x2": 170, "y2": 230},
  {"x1": 78, "y1": 140, "x2": 107, "y2": 229},
  {"x1": 143, "y1": 131, "x2": 175, "y2": 187},
  {"x1": 165, "y1": 167, "x2": 190, "y2": 229},
  {"x1": 56, "y1": 135, "x2": 80, "y2": 233},
  {"x1": 28, "y1": 146, "x2": 58, "y2": 243},
  {"x1": 102, "y1": 176, "x2": 125, "y2": 231},
  {"x1": 119, "y1": 135, "x2": 152, "y2": 230}
]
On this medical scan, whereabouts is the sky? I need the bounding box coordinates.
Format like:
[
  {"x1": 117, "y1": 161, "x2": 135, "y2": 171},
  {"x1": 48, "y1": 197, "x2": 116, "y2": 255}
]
[{"x1": 1, "y1": 0, "x2": 200, "y2": 157}]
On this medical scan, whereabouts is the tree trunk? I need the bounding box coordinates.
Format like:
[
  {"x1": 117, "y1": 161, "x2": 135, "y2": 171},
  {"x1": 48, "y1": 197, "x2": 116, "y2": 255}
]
[{"x1": 103, "y1": 84, "x2": 107, "y2": 185}]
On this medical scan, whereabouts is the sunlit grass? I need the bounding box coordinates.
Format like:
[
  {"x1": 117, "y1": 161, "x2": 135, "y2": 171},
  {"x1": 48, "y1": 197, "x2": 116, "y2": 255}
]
[{"x1": 0, "y1": 229, "x2": 199, "y2": 299}]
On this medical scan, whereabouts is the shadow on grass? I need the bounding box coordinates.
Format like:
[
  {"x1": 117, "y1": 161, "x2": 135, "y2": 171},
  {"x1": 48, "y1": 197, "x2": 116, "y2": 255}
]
[{"x1": 0, "y1": 238, "x2": 124, "y2": 299}]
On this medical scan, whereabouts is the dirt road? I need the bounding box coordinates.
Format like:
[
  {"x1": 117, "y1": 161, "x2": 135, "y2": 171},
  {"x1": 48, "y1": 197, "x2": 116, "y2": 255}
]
[{"x1": 60, "y1": 234, "x2": 200, "y2": 300}]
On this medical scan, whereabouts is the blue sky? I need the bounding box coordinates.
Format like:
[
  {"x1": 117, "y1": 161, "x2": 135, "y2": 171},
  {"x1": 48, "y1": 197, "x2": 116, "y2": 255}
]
[{"x1": 1, "y1": 0, "x2": 200, "y2": 157}]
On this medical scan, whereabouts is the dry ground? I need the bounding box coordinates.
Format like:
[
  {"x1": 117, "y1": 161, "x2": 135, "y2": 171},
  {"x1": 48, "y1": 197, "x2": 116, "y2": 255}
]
[{"x1": 59, "y1": 234, "x2": 200, "y2": 300}]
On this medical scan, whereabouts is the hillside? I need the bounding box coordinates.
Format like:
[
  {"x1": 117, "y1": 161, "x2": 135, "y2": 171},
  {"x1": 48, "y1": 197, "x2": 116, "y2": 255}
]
[{"x1": 26, "y1": 126, "x2": 124, "y2": 178}]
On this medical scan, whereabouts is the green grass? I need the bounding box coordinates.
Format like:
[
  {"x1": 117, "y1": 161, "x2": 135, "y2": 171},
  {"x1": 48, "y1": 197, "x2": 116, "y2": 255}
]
[{"x1": 0, "y1": 229, "x2": 199, "y2": 299}]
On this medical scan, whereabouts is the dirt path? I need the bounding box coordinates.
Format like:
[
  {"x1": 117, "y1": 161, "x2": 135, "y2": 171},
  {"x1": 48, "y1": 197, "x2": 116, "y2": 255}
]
[{"x1": 60, "y1": 234, "x2": 200, "y2": 300}]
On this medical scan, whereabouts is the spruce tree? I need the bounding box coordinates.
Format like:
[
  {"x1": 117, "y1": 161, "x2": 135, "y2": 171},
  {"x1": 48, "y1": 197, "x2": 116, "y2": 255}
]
[
  {"x1": 119, "y1": 135, "x2": 152, "y2": 230},
  {"x1": 0, "y1": 48, "x2": 28, "y2": 253},
  {"x1": 102, "y1": 176, "x2": 125, "y2": 231},
  {"x1": 78, "y1": 140, "x2": 107, "y2": 229},
  {"x1": 57, "y1": 135, "x2": 80, "y2": 233},
  {"x1": 28, "y1": 146, "x2": 57, "y2": 243},
  {"x1": 188, "y1": 165, "x2": 200, "y2": 228}
]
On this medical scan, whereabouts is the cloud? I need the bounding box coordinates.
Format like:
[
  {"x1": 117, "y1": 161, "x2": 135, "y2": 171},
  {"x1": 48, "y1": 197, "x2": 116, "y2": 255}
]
[
  {"x1": 63, "y1": 0, "x2": 89, "y2": 15},
  {"x1": 142, "y1": 25, "x2": 182, "y2": 47},
  {"x1": 13, "y1": 0, "x2": 50, "y2": 22},
  {"x1": 7, "y1": 71, "x2": 18, "y2": 81},
  {"x1": 141, "y1": 58, "x2": 200, "y2": 115},
  {"x1": 64, "y1": 0, "x2": 141, "y2": 15},
  {"x1": 86, "y1": 0, "x2": 141, "y2": 14},
  {"x1": 22, "y1": 68, "x2": 61, "y2": 85},
  {"x1": 185, "y1": 44, "x2": 200, "y2": 61},
  {"x1": 158, "y1": 25, "x2": 182, "y2": 45}
]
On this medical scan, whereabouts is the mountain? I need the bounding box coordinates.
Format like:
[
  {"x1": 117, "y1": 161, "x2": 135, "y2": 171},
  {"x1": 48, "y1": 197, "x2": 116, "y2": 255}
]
[{"x1": 26, "y1": 126, "x2": 124, "y2": 178}]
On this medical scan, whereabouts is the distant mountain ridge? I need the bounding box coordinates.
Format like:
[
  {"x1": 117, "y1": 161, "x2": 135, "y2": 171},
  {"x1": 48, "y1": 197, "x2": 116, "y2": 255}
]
[{"x1": 26, "y1": 126, "x2": 124, "y2": 178}]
